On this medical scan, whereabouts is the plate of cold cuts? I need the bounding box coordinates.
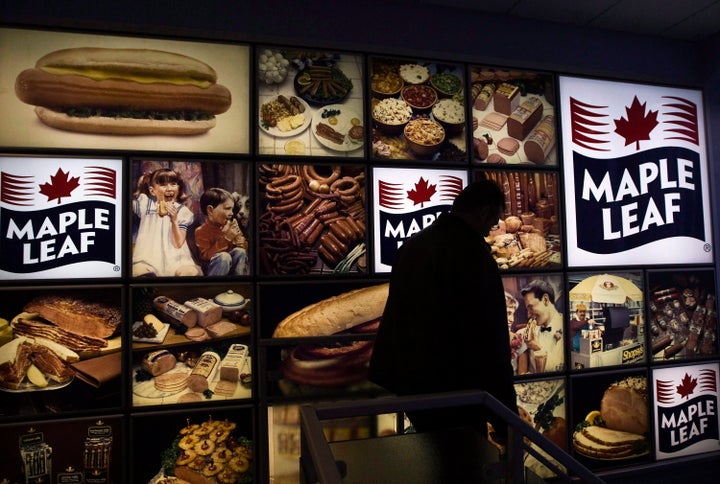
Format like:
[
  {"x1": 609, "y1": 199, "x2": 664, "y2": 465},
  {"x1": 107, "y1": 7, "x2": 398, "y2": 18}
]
[{"x1": 311, "y1": 104, "x2": 364, "y2": 151}]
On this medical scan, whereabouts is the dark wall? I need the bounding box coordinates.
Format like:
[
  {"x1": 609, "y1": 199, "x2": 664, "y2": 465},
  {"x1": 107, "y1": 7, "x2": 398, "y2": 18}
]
[{"x1": 0, "y1": 0, "x2": 709, "y2": 85}]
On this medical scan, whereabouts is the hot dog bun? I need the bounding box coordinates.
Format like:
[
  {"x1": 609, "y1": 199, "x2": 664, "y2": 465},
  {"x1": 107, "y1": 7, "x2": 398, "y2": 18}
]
[
  {"x1": 35, "y1": 47, "x2": 219, "y2": 86},
  {"x1": 33, "y1": 106, "x2": 217, "y2": 135},
  {"x1": 272, "y1": 283, "x2": 389, "y2": 337},
  {"x1": 15, "y1": 47, "x2": 231, "y2": 136}
]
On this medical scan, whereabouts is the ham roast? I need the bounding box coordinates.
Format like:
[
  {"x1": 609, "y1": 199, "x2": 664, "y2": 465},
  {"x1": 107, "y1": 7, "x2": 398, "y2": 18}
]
[
  {"x1": 600, "y1": 376, "x2": 648, "y2": 435},
  {"x1": 24, "y1": 295, "x2": 121, "y2": 339}
]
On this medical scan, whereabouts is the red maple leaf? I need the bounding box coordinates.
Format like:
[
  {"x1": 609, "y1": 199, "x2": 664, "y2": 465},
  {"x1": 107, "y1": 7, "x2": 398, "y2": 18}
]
[
  {"x1": 407, "y1": 177, "x2": 436, "y2": 207},
  {"x1": 614, "y1": 96, "x2": 658, "y2": 150},
  {"x1": 676, "y1": 373, "x2": 698, "y2": 400},
  {"x1": 39, "y1": 168, "x2": 80, "y2": 204}
]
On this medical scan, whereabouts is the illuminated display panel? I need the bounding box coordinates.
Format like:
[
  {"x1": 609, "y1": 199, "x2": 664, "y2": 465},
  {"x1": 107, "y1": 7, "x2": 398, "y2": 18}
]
[
  {"x1": 0, "y1": 27, "x2": 250, "y2": 154},
  {"x1": 130, "y1": 159, "x2": 252, "y2": 279},
  {"x1": 502, "y1": 273, "x2": 565, "y2": 376},
  {"x1": 372, "y1": 166, "x2": 468, "y2": 273},
  {"x1": 647, "y1": 269, "x2": 718, "y2": 362},
  {"x1": 257, "y1": 163, "x2": 367, "y2": 276},
  {"x1": 256, "y1": 47, "x2": 365, "y2": 158},
  {"x1": 568, "y1": 271, "x2": 646, "y2": 370},
  {"x1": 570, "y1": 370, "x2": 651, "y2": 468},
  {"x1": 652, "y1": 362, "x2": 720, "y2": 460},
  {"x1": 559, "y1": 76, "x2": 712, "y2": 267},
  {"x1": 0, "y1": 286, "x2": 123, "y2": 415},
  {"x1": 369, "y1": 56, "x2": 467, "y2": 162},
  {"x1": 0, "y1": 155, "x2": 123, "y2": 280},
  {"x1": 469, "y1": 66, "x2": 558, "y2": 167},
  {"x1": 475, "y1": 169, "x2": 562, "y2": 270}
]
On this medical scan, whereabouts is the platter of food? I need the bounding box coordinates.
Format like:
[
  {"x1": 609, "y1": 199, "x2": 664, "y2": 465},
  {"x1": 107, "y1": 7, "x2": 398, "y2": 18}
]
[
  {"x1": 131, "y1": 316, "x2": 170, "y2": 344},
  {"x1": 311, "y1": 104, "x2": 364, "y2": 151},
  {"x1": 572, "y1": 426, "x2": 649, "y2": 461},
  {"x1": 259, "y1": 94, "x2": 311, "y2": 138},
  {"x1": 0, "y1": 336, "x2": 77, "y2": 392},
  {"x1": 294, "y1": 64, "x2": 353, "y2": 105},
  {"x1": 151, "y1": 415, "x2": 253, "y2": 484},
  {"x1": 132, "y1": 363, "x2": 192, "y2": 398}
]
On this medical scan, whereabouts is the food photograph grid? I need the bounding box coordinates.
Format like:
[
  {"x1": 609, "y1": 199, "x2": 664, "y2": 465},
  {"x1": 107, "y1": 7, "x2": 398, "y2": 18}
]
[
  {"x1": 0, "y1": 23, "x2": 717, "y2": 484},
  {"x1": 257, "y1": 48, "x2": 365, "y2": 157}
]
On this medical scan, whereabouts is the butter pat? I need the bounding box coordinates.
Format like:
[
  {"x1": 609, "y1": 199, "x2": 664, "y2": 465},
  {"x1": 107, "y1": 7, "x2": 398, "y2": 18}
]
[
  {"x1": 220, "y1": 344, "x2": 248, "y2": 382},
  {"x1": 184, "y1": 297, "x2": 223, "y2": 327}
]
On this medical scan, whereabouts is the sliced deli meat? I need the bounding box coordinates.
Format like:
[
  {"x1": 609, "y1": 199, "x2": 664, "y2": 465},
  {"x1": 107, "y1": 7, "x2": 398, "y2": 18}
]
[
  {"x1": 13, "y1": 317, "x2": 108, "y2": 353},
  {"x1": 24, "y1": 296, "x2": 121, "y2": 339}
]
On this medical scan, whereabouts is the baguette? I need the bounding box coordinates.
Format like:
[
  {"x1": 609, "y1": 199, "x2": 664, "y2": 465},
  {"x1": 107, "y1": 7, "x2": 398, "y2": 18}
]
[{"x1": 272, "y1": 283, "x2": 389, "y2": 338}]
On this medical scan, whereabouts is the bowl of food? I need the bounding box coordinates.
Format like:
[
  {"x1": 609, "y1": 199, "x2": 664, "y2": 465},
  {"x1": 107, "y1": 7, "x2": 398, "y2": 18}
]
[
  {"x1": 213, "y1": 290, "x2": 249, "y2": 313},
  {"x1": 370, "y1": 71, "x2": 404, "y2": 99},
  {"x1": 401, "y1": 84, "x2": 437, "y2": 113},
  {"x1": 432, "y1": 98, "x2": 465, "y2": 136},
  {"x1": 430, "y1": 72, "x2": 463, "y2": 98},
  {"x1": 399, "y1": 63, "x2": 430, "y2": 85},
  {"x1": 372, "y1": 97, "x2": 413, "y2": 134},
  {"x1": 404, "y1": 118, "x2": 446, "y2": 158}
]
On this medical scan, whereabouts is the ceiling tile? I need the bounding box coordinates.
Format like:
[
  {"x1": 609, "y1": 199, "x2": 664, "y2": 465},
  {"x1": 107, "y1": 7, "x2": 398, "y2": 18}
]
[{"x1": 512, "y1": 0, "x2": 617, "y2": 26}]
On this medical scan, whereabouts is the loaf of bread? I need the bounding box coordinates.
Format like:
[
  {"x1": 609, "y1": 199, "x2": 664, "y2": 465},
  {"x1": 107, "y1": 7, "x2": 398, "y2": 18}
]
[{"x1": 272, "y1": 283, "x2": 389, "y2": 337}]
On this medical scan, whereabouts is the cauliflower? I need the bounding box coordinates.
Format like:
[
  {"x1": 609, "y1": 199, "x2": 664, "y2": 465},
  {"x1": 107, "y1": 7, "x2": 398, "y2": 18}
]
[{"x1": 258, "y1": 49, "x2": 290, "y2": 84}]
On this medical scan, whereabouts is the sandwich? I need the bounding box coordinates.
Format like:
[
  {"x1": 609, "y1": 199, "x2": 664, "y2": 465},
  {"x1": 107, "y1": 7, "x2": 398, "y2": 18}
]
[
  {"x1": 15, "y1": 47, "x2": 232, "y2": 135},
  {"x1": 273, "y1": 283, "x2": 388, "y2": 387}
]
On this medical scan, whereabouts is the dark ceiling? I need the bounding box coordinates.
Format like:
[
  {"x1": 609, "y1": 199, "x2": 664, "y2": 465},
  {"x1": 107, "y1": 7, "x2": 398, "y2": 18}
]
[{"x1": 416, "y1": 0, "x2": 720, "y2": 42}]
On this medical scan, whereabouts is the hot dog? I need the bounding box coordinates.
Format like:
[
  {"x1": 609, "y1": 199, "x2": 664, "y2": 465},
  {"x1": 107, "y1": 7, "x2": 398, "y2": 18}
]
[{"x1": 15, "y1": 47, "x2": 232, "y2": 135}]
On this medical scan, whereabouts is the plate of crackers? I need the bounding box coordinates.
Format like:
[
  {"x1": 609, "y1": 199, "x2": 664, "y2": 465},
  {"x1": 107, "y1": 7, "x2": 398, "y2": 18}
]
[{"x1": 154, "y1": 416, "x2": 253, "y2": 484}]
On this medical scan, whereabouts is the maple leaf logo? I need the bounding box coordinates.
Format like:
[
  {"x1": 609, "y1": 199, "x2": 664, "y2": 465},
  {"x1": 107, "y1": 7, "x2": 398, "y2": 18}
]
[
  {"x1": 614, "y1": 96, "x2": 658, "y2": 150},
  {"x1": 676, "y1": 373, "x2": 698, "y2": 400},
  {"x1": 39, "y1": 168, "x2": 80, "y2": 204},
  {"x1": 407, "y1": 177, "x2": 436, "y2": 207}
]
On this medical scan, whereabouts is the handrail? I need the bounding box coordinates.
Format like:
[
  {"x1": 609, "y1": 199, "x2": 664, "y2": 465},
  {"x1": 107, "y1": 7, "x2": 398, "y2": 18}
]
[{"x1": 299, "y1": 390, "x2": 605, "y2": 483}]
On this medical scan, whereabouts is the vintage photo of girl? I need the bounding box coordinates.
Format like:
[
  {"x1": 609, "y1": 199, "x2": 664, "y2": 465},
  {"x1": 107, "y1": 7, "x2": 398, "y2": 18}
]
[{"x1": 131, "y1": 160, "x2": 252, "y2": 278}]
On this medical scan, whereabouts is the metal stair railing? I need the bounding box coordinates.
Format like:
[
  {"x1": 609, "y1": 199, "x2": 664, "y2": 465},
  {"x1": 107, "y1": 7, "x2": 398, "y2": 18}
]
[{"x1": 299, "y1": 390, "x2": 604, "y2": 483}]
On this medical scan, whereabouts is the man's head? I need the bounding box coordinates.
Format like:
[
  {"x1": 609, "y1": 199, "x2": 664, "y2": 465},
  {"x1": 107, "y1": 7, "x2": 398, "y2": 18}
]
[
  {"x1": 451, "y1": 178, "x2": 505, "y2": 236},
  {"x1": 521, "y1": 279, "x2": 556, "y2": 325},
  {"x1": 575, "y1": 303, "x2": 588, "y2": 320}
]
